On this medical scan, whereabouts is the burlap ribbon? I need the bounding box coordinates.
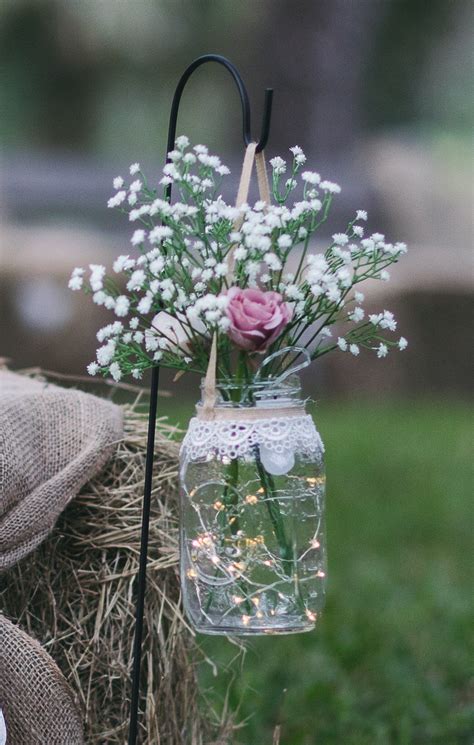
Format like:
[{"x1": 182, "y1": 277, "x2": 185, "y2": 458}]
[{"x1": 200, "y1": 143, "x2": 279, "y2": 421}]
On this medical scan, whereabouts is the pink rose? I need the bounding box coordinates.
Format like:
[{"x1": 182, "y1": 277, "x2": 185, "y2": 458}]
[{"x1": 224, "y1": 287, "x2": 293, "y2": 352}]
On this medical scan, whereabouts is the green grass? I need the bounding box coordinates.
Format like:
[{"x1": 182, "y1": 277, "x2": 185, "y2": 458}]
[{"x1": 162, "y1": 399, "x2": 473, "y2": 745}]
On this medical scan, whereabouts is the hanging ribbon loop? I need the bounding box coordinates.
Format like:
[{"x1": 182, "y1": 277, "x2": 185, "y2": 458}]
[{"x1": 201, "y1": 143, "x2": 272, "y2": 419}]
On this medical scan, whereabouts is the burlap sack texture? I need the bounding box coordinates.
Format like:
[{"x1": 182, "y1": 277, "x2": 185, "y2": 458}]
[
  {"x1": 0, "y1": 369, "x2": 123, "y2": 744},
  {"x1": 0, "y1": 614, "x2": 84, "y2": 744},
  {"x1": 1, "y1": 373, "x2": 232, "y2": 744},
  {"x1": 0, "y1": 369, "x2": 123, "y2": 569}
]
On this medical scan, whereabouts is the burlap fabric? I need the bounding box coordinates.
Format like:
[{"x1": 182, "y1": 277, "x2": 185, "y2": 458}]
[
  {"x1": 0, "y1": 614, "x2": 84, "y2": 744},
  {"x1": 0, "y1": 369, "x2": 123, "y2": 569}
]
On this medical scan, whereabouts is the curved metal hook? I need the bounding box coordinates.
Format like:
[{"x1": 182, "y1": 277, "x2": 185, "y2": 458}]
[
  {"x1": 128, "y1": 55, "x2": 273, "y2": 745},
  {"x1": 166, "y1": 53, "x2": 273, "y2": 155}
]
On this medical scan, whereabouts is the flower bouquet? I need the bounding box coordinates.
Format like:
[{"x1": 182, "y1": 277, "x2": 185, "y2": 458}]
[{"x1": 70, "y1": 137, "x2": 407, "y2": 635}]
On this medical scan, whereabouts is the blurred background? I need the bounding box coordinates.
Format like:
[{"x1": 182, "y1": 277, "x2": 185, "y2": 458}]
[{"x1": 1, "y1": 1, "x2": 472, "y2": 743}]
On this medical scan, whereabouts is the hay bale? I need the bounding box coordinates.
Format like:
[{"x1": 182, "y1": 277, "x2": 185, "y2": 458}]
[{"x1": 1, "y1": 393, "x2": 231, "y2": 744}]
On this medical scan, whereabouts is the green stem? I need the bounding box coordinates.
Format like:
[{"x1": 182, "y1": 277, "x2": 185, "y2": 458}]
[
  {"x1": 204, "y1": 456, "x2": 253, "y2": 615},
  {"x1": 253, "y1": 445, "x2": 294, "y2": 574},
  {"x1": 253, "y1": 447, "x2": 306, "y2": 613},
  {"x1": 222, "y1": 457, "x2": 240, "y2": 534}
]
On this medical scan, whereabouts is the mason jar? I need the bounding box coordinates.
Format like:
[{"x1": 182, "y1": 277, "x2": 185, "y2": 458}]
[{"x1": 179, "y1": 372, "x2": 326, "y2": 635}]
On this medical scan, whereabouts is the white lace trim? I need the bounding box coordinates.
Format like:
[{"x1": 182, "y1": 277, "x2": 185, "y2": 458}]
[{"x1": 181, "y1": 414, "x2": 324, "y2": 462}]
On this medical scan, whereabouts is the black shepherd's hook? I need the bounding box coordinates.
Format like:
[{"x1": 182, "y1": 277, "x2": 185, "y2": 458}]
[
  {"x1": 166, "y1": 54, "x2": 273, "y2": 155},
  {"x1": 127, "y1": 55, "x2": 273, "y2": 744}
]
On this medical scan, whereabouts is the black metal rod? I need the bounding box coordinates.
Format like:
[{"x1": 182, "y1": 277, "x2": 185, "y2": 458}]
[
  {"x1": 127, "y1": 365, "x2": 160, "y2": 744},
  {"x1": 127, "y1": 54, "x2": 273, "y2": 744}
]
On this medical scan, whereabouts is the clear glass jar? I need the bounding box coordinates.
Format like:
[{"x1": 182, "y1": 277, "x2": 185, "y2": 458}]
[{"x1": 179, "y1": 373, "x2": 326, "y2": 635}]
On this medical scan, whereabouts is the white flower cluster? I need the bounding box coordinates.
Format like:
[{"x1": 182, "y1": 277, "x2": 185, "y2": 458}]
[{"x1": 69, "y1": 138, "x2": 408, "y2": 380}]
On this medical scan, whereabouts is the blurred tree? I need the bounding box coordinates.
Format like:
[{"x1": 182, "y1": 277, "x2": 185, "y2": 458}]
[
  {"x1": 0, "y1": 0, "x2": 470, "y2": 155},
  {"x1": 364, "y1": 0, "x2": 471, "y2": 132},
  {"x1": 0, "y1": 0, "x2": 104, "y2": 149},
  {"x1": 250, "y1": 0, "x2": 387, "y2": 156}
]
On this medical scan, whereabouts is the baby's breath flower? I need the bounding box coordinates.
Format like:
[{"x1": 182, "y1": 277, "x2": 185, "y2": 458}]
[
  {"x1": 349, "y1": 307, "x2": 365, "y2": 323},
  {"x1": 163, "y1": 163, "x2": 180, "y2": 180},
  {"x1": 379, "y1": 310, "x2": 397, "y2": 331},
  {"x1": 301, "y1": 171, "x2": 320, "y2": 185},
  {"x1": 234, "y1": 246, "x2": 248, "y2": 261},
  {"x1": 71, "y1": 138, "x2": 408, "y2": 381},
  {"x1": 129, "y1": 179, "x2": 142, "y2": 193},
  {"x1": 332, "y1": 233, "x2": 349, "y2": 246},
  {"x1": 326, "y1": 286, "x2": 341, "y2": 303},
  {"x1": 264, "y1": 253, "x2": 282, "y2": 271},
  {"x1": 97, "y1": 340, "x2": 116, "y2": 366},
  {"x1": 290, "y1": 145, "x2": 306, "y2": 165},
  {"x1": 214, "y1": 262, "x2": 228, "y2": 277},
  {"x1": 68, "y1": 275, "x2": 83, "y2": 291},
  {"x1": 114, "y1": 295, "x2": 130, "y2": 317},
  {"x1": 398, "y1": 336, "x2": 408, "y2": 350},
  {"x1": 395, "y1": 242, "x2": 408, "y2": 254},
  {"x1": 216, "y1": 165, "x2": 230, "y2": 175},
  {"x1": 87, "y1": 362, "x2": 99, "y2": 376},
  {"x1": 68, "y1": 267, "x2": 84, "y2": 291},
  {"x1": 320, "y1": 180, "x2": 341, "y2": 194},
  {"x1": 109, "y1": 362, "x2": 122, "y2": 381},
  {"x1": 92, "y1": 290, "x2": 106, "y2": 306},
  {"x1": 127, "y1": 270, "x2": 146, "y2": 291},
  {"x1": 175, "y1": 135, "x2": 189, "y2": 150},
  {"x1": 168, "y1": 149, "x2": 182, "y2": 162},
  {"x1": 131, "y1": 229, "x2": 145, "y2": 246},
  {"x1": 277, "y1": 234, "x2": 292, "y2": 249},
  {"x1": 369, "y1": 313, "x2": 383, "y2": 326},
  {"x1": 270, "y1": 156, "x2": 286, "y2": 175},
  {"x1": 219, "y1": 317, "x2": 231, "y2": 331},
  {"x1": 183, "y1": 152, "x2": 196, "y2": 165},
  {"x1": 285, "y1": 284, "x2": 303, "y2": 300},
  {"x1": 137, "y1": 295, "x2": 152, "y2": 314},
  {"x1": 89, "y1": 264, "x2": 106, "y2": 292},
  {"x1": 361, "y1": 238, "x2": 375, "y2": 253},
  {"x1": 113, "y1": 255, "x2": 134, "y2": 273},
  {"x1": 149, "y1": 226, "x2": 173, "y2": 244},
  {"x1": 107, "y1": 190, "x2": 126, "y2": 209}
]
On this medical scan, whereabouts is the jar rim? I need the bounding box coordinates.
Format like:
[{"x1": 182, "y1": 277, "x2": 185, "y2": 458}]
[{"x1": 199, "y1": 373, "x2": 304, "y2": 408}]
